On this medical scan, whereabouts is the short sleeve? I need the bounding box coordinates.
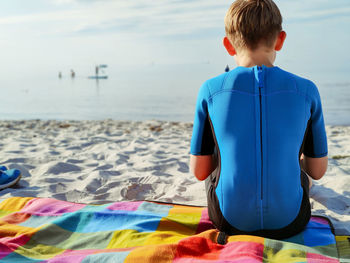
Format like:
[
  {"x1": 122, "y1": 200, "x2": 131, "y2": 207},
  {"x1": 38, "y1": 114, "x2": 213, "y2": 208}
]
[
  {"x1": 302, "y1": 82, "x2": 328, "y2": 158},
  {"x1": 190, "y1": 82, "x2": 215, "y2": 155}
]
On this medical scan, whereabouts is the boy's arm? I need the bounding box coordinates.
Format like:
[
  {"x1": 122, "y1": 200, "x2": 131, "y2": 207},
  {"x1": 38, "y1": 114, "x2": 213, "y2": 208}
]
[
  {"x1": 190, "y1": 154, "x2": 217, "y2": 181},
  {"x1": 300, "y1": 153, "x2": 328, "y2": 180},
  {"x1": 300, "y1": 81, "x2": 328, "y2": 180},
  {"x1": 190, "y1": 80, "x2": 216, "y2": 181}
]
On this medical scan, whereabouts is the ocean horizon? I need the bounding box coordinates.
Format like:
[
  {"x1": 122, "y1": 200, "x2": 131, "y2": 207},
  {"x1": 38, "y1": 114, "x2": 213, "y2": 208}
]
[{"x1": 1, "y1": 64, "x2": 349, "y2": 125}]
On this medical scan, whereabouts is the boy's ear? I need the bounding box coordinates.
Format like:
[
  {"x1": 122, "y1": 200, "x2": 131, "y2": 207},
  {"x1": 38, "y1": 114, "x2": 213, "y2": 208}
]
[
  {"x1": 275, "y1": 31, "x2": 287, "y2": 51},
  {"x1": 223, "y1": 37, "x2": 236, "y2": 56}
]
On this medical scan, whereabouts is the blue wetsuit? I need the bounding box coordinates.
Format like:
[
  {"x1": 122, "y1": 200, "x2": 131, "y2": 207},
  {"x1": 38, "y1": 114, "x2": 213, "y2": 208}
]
[{"x1": 190, "y1": 65, "x2": 327, "y2": 233}]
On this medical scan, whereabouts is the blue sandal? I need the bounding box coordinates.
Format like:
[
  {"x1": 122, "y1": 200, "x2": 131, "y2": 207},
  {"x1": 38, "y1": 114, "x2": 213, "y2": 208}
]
[{"x1": 0, "y1": 167, "x2": 21, "y2": 190}]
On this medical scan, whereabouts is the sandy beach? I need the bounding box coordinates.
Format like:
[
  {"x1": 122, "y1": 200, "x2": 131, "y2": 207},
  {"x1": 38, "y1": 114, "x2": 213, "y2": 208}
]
[{"x1": 0, "y1": 120, "x2": 349, "y2": 235}]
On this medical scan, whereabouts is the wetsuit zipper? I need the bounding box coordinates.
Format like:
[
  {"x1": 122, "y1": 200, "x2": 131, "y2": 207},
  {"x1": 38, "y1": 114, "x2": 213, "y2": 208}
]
[
  {"x1": 257, "y1": 66, "x2": 264, "y2": 228},
  {"x1": 257, "y1": 66, "x2": 263, "y2": 201}
]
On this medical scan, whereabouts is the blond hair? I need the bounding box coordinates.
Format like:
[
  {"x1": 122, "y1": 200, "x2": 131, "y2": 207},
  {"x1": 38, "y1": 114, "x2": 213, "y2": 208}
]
[{"x1": 225, "y1": 0, "x2": 282, "y2": 50}]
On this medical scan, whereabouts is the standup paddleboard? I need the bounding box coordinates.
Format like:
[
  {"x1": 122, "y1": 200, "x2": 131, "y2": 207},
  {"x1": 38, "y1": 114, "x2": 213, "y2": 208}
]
[{"x1": 88, "y1": 76, "x2": 108, "y2": 79}]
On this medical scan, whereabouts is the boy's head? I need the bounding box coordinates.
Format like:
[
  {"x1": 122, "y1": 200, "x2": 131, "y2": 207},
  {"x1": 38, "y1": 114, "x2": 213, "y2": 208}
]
[{"x1": 224, "y1": 0, "x2": 283, "y2": 52}]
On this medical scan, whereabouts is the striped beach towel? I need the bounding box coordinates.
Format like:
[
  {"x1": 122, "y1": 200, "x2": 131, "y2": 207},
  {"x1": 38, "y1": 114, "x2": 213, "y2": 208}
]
[{"x1": 0, "y1": 197, "x2": 349, "y2": 262}]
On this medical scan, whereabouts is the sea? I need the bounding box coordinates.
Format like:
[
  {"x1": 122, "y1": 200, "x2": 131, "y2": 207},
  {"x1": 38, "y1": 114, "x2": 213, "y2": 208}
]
[{"x1": 1, "y1": 64, "x2": 349, "y2": 125}]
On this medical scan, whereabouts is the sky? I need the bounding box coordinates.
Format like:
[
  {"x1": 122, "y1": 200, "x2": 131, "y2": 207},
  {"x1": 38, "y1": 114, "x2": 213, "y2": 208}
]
[{"x1": 0, "y1": 0, "x2": 349, "y2": 82}]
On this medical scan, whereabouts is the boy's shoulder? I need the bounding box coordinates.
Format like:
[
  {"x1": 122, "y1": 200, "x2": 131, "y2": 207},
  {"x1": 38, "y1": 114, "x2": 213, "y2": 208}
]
[
  {"x1": 199, "y1": 71, "x2": 229, "y2": 99},
  {"x1": 274, "y1": 67, "x2": 320, "y2": 98},
  {"x1": 203, "y1": 72, "x2": 229, "y2": 89},
  {"x1": 202, "y1": 67, "x2": 253, "y2": 96},
  {"x1": 276, "y1": 67, "x2": 315, "y2": 86},
  {"x1": 202, "y1": 66, "x2": 319, "y2": 99}
]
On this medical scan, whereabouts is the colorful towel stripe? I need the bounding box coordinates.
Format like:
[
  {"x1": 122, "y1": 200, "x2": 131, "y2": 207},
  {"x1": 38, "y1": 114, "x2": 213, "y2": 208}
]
[{"x1": 0, "y1": 197, "x2": 349, "y2": 262}]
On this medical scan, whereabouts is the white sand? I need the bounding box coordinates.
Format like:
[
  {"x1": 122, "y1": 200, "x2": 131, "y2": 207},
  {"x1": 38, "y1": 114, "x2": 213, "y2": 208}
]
[{"x1": 0, "y1": 120, "x2": 349, "y2": 235}]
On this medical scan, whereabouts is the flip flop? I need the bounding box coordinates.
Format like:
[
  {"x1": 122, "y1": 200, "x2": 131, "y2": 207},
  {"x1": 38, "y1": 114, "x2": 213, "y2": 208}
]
[{"x1": 0, "y1": 169, "x2": 22, "y2": 190}]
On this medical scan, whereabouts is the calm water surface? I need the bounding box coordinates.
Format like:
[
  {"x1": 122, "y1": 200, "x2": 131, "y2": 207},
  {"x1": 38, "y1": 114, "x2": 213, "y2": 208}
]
[{"x1": 1, "y1": 65, "x2": 349, "y2": 125}]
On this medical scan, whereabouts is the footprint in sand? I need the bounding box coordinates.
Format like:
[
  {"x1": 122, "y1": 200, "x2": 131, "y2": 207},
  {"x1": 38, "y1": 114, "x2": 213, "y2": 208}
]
[
  {"x1": 121, "y1": 183, "x2": 153, "y2": 200},
  {"x1": 4, "y1": 158, "x2": 28, "y2": 164},
  {"x1": 92, "y1": 153, "x2": 105, "y2": 161},
  {"x1": 46, "y1": 162, "x2": 82, "y2": 175},
  {"x1": 95, "y1": 164, "x2": 113, "y2": 170},
  {"x1": 98, "y1": 170, "x2": 121, "y2": 176},
  {"x1": 115, "y1": 154, "x2": 129, "y2": 165},
  {"x1": 177, "y1": 161, "x2": 189, "y2": 173},
  {"x1": 67, "y1": 159, "x2": 85, "y2": 164}
]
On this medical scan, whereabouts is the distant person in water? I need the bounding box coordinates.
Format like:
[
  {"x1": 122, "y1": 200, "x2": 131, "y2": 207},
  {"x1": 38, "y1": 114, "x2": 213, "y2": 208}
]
[
  {"x1": 58, "y1": 72, "x2": 62, "y2": 78},
  {"x1": 95, "y1": 65, "x2": 99, "y2": 76},
  {"x1": 71, "y1": 70, "x2": 75, "y2": 78}
]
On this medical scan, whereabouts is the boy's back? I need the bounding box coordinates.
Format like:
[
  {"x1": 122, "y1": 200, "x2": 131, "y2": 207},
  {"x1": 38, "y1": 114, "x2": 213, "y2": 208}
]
[
  {"x1": 191, "y1": 65, "x2": 327, "y2": 231},
  {"x1": 189, "y1": 0, "x2": 328, "y2": 239}
]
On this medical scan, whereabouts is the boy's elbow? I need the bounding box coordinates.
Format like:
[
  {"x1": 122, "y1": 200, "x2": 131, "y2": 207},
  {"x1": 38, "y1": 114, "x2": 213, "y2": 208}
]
[
  {"x1": 190, "y1": 154, "x2": 213, "y2": 181},
  {"x1": 193, "y1": 171, "x2": 208, "y2": 181},
  {"x1": 190, "y1": 165, "x2": 208, "y2": 181},
  {"x1": 309, "y1": 170, "x2": 325, "y2": 180},
  {"x1": 311, "y1": 165, "x2": 328, "y2": 180},
  {"x1": 306, "y1": 156, "x2": 328, "y2": 180}
]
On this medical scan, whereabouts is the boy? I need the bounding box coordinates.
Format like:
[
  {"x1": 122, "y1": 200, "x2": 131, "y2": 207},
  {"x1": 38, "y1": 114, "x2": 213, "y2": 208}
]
[{"x1": 190, "y1": 0, "x2": 328, "y2": 240}]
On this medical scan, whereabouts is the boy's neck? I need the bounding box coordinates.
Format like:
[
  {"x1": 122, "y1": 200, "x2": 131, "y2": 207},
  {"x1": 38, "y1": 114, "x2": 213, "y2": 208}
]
[{"x1": 235, "y1": 46, "x2": 276, "y2": 68}]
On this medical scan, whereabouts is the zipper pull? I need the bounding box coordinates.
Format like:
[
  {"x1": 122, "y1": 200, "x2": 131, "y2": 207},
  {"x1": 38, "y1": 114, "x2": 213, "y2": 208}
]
[{"x1": 257, "y1": 66, "x2": 263, "y2": 88}]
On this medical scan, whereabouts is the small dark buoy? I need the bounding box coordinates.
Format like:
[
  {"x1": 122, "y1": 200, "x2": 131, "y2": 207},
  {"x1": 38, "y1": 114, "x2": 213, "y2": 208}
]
[
  {"x1": 71, "y1": 69, "x2": 75, "y2": 78},
  {"x1": 225, "y1": 65, "x2": 230, "y2": 72}
]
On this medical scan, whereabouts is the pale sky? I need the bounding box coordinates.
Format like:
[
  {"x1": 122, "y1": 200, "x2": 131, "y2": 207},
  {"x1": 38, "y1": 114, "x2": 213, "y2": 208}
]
[{"x1": 0, "y1": 0, "x2": 349, "y2": 82}]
